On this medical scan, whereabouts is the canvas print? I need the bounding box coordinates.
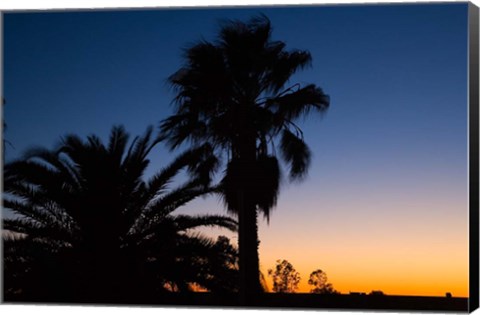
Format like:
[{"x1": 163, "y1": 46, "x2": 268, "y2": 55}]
[{"x1": 1, "y1": 2, "x2": 479, "y2": 312}]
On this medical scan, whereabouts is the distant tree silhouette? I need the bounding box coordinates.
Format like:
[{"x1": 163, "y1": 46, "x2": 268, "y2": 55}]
[
  {"x1": 268, "y1": 259, "x2": 301, "y2": 293},
  {"x1": 2, "y1": 126, "x2": 237, "y2": 302},
  {"x1": 159, "y1": 14, "x2": 329, "y2": 303},
  {"x1": 308, "y1": 269, "x2": 339, "y2": 294}
]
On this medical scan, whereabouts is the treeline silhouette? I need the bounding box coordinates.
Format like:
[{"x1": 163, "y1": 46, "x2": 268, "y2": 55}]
[
  {"x1": 268, "y1": 259, "x2": 339, "y2": 294},
  {"x1": 2, "y1": 14, "x2": 330, "y2": 305}
]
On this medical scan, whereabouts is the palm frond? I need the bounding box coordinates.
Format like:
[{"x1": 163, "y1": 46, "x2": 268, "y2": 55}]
[
  {"x1": 254, "y1": 155, "x2": 281, "y2": 221},
  {"x1": 107, "y1": 125, "x2": 129, "y2": 164},
  {"x1": 173, "y1": 214, "x2": 238, "y2": 232},
  {"x1": 268, "y1": 84, "x2": 330, "y2": 121},
  {"x1": 280, "y1": 129, "x2": 312, "y2": 180},
  {"x1": 159, "y1": 113, "x2": 207, "y2": 149},
  {"x1": 145, "y1": 179, "x2": 214, "y2": 219},
  {"x1": 220, "y1": 155, "x2": 280, "y2": 221},
  {"x1": 3, "y1": 198, "x2": 60, "y2": 227},
  {"x1": 262, "y1": 50, "x2": 312, "y2": 94},
  {"x1": 22, "y1": 147, "x2": 81, "y2": 189},
  {"x1": 3, "y1": 218, "x2": 75, "y2": 244}
]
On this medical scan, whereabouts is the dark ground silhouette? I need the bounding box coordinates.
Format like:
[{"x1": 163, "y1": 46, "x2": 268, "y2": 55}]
[{"x1": 3, "y1": 292, "x2": 468, "y2": 312}]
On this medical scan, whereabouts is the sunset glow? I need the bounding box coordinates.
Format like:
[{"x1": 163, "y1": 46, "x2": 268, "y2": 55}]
[{"x1": 3, "y1": 3, "x2": 470, "y2": 300}]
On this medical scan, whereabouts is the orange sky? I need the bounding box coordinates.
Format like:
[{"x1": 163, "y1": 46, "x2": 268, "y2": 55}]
[
  {"x1": 258, "y1": 197, "x2": 468, "y2": 296},
  {"x1": 191, "y1": 178, "x2": 469, "y2": 297}
]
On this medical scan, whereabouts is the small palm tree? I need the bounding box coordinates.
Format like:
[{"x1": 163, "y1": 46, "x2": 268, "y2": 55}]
[
  {"x1": 159, "y1": 15, "x2": 329, "y2": 302},
  {"x1": 3, "y1": 126, "x2": 237, "y2": 303}
]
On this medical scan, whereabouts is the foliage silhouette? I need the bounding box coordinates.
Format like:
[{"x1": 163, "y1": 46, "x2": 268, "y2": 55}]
[
  {"x1": 3, "y1": 126, "x2": 238, "y2": 303},
  {"x1": 200, "y1": 235, "x2": 240, "y2": 292},
  {"x1": 159, "y1": 14, "x2": 329, "y2": 303},
  {"x1": 268, "y1": 259, "x2": 301, "y2": 293},
  {"x1": 308, "y1": 269, "x2": 339, "y2": 294}
]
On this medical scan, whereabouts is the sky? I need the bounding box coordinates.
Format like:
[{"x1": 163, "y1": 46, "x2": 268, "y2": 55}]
[{"x1": 2, "y1": 3, "x2": 470, "y2": 296}]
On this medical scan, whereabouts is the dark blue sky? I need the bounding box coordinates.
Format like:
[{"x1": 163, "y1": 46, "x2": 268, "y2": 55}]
[
  {"x1": 4, "y1": 3, "x2": 468, "y2": 164},
  {"x1": 2, "y1": 3, "x2": 471, "y2": 295}
]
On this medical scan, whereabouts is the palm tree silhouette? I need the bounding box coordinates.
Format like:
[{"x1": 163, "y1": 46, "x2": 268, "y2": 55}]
[
  {"x1": 159, "y1": 15, "x2": 329, "y2": 303},
  {"x1": 3, "y1": 125, "x2": 237, "y2": 303}
]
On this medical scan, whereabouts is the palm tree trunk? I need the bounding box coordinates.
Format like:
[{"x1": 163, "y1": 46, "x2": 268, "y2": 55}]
[
  {"x1": 238, "y1": 190, "x2": 262, "y2": 305},
  {"x1": 237, "y1": 126, "x2": 263, "y2": 305}
]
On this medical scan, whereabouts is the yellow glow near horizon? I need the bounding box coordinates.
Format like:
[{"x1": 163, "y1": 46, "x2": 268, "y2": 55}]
[
  {"x1": 184, "y1": 170, "x2": 469, "y2": 298},
  {"x1": 257, "y1": 200, "x2": 469, "y2": 297}
]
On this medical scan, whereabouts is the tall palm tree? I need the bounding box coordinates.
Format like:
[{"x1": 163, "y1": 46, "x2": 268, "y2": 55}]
[
  {"x1": 159, "y1": 15, "x2": 330, "y2": 303},
  {"x1": 3, "y1": 125, "x2": 237, "y2": 303}
]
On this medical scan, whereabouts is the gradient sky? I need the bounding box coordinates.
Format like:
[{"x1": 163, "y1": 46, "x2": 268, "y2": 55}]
[{"x1": 3, "y1": 3, "x2": 469, "y2": 296}]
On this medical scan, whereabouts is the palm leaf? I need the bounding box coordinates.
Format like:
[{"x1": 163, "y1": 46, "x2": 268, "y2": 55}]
[
  {"x1": 280, "y1": 129, "x2": 312, "y2": 180},
  {"x1": 173, "y1": 214, "x2": 238, "y2": 232},
  {"x1": 268, "y1": 84, "x2": 329, "y2": 121}
]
